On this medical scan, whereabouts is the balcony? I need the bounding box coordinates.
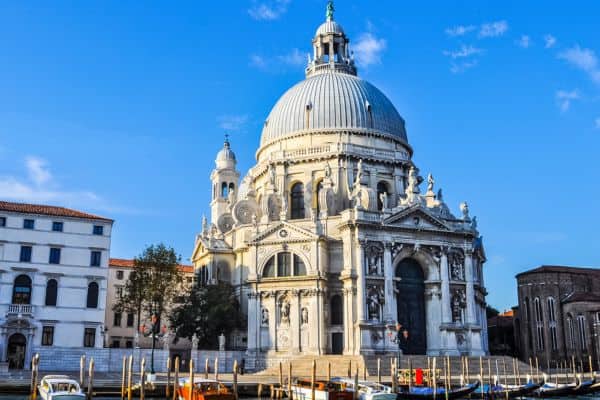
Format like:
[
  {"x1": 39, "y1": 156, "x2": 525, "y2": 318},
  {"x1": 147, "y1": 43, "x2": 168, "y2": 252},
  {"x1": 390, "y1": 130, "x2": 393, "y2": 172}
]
[{"x1": 6, "y1": 304, "x2": 34, "y2": 317}]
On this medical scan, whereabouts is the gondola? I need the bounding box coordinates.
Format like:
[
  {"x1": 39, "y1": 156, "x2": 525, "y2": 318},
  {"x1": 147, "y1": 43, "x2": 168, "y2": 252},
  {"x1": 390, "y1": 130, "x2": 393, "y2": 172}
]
[
  {"x1": 579, "y1": 379, "x2": 600, "y2": 395},
  {"x1": 472, "y1": 381, "x2": 541, "y2": 398},
  {"x1": 531, "y1": 379, "x2": 579, "y2": 398},
  {"x1": 395, "y1": 381, "x2": 480, "y2": 400},
  {"x1": 571, "y1": 377, "x2": 596, "y2": 395}
]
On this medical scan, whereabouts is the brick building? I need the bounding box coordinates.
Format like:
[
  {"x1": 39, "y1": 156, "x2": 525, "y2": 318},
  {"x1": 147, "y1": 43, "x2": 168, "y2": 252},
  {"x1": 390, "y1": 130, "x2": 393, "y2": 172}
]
[{"x1": 513, "y1": 265, "x2": 600, "y2": 367}]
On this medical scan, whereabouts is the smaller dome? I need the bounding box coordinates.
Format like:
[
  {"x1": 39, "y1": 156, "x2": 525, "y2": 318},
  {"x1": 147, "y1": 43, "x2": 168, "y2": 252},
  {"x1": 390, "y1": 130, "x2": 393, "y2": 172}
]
[
  {"x1": 315, "y1": 20, "x2": 344, "y2": 36},
  {"x1": 215, "y1": 138, "x2": 236, "y2": 169}
]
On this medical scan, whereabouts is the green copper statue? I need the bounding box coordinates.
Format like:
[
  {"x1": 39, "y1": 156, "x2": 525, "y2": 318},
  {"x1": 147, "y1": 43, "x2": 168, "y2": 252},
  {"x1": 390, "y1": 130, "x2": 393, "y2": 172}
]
[{"x1": 326, "y1": 1, "x2": 334, "y2": 21}]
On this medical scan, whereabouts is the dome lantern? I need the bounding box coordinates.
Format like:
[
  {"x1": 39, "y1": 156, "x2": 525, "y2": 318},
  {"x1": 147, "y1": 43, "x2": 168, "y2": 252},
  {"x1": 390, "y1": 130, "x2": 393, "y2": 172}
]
[
  {"x1": 306, "y1": 1, "x2": 356, "y2": 78},
  {"x1": 215, "y1": 134, "x2": 237, "y2": 170}
]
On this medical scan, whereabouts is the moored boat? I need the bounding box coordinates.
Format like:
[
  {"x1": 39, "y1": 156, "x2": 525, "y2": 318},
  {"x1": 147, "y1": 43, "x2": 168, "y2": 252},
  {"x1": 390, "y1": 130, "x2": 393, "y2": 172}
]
[
  {"x1": 289, "y1": 379, "x2": 354, "y2": 400},
  {"x1": 395, "y1": 381, "x2": 480, "y2": 400},
  {"x1": 177, "y1": 378, "x2": 235, "y2": 400},
  {"x1": 473, "y1": 381, "x2": 541, "y2": 398},
  {"x1": 38, "y1": 375, "x2": 86, "y2": 400},
  {"x1": 532, "y1": 379, "x2": 578, "y2": 397},
  {"x1": 329, "y1": 378, "x2": 397, "y2": 400}
]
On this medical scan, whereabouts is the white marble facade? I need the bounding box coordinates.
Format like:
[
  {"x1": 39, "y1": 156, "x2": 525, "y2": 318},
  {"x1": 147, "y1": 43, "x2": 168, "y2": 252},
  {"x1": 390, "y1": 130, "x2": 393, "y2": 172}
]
[{"x1": 191, "y1": 4, "x2": 488, "y2": 364}]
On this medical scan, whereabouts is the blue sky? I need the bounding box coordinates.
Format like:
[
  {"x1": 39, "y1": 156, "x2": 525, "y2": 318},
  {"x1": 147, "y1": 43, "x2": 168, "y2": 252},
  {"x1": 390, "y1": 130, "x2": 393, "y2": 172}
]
[{"x1": 1, "y1": 1, "x2": 599, "y2": 311}]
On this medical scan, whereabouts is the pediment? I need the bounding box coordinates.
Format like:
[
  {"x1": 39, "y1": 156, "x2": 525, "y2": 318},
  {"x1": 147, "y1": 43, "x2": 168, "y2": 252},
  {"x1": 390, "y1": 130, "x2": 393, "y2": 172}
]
[
  {"x1": 248, "y1": 221, "x2": 320, "y2": 245},
  {"x1": 384, "y1": 205, "x2": 451, "y2": 231}
]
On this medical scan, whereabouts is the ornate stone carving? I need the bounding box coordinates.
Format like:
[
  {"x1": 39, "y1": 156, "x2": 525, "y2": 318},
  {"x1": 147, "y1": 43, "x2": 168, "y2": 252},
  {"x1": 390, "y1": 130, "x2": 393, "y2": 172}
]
[
  {"x1": 301, "y1": 307, "x2": 309, "y2": 325},
  {"x1": 460, "y1": 201, "x2": 470, "y2": 220},
  {"x1": 217, "y1": 213, "x2": 235, "y2": 233},
  {"x1": 261, "y1": 307, "x2": 269, "y2": 326},
  {"x1": 391, "y1": 243, "x2": 404, "y2": 260},
  {"x1": 367, "y1": 285, "x2": 384, "y2": 320},
  {"x1": 400, "y1": 166, "x2": 424, "y2": 207},
  {"x1": 451, "y1": 288, "x2": 466, "y2": 323},
  {"x1": 280, "y1": 299, "x2": 291, "y2": 325},
  {"x1": 233, "y1": 200, "x2": 258, "y2": 225},
  {"x1": 365, "y1": 243, "x2": 383, "y2": 276},
  {"x1": 449, "y1": 251, "x2": 465, "y2": 281}
]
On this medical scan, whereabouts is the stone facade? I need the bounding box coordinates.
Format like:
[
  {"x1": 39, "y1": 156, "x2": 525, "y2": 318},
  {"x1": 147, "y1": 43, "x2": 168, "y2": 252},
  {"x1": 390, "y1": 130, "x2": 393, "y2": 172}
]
[
  {"x1": 514, "y1": 265, "x2": 600, "y2": 368},
  {"x1": 191, "y1": 5, "x2": 489, "y2": 369},
  {"x1": 0, "y1": 201, "x2": 113, "y2": 370}
]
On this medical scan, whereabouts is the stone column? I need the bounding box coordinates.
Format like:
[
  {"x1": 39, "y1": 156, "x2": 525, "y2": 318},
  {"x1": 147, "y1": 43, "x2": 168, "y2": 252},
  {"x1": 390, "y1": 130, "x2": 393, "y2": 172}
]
[
  {"x1": 383, "y1": 243, "x2": 396, "y2": 322},
  {"x1": 465, "y1": 252, "x2": 476, "y2": 324},
  {"x1": 440, "y1": 250, "x2": 452, "y2": 324},
  {"x1": 291, "y1": 291, "x2": 301, "y2": 353},
  {"x1": 269, "y1": 294, "x2": 278, "y2": 351},
  {"x1": 342, "y1": 287, "x2": 353, "y2": 355},
  {"x1": 317, "y1": 288, "x2": 327, "y2": 354},
  {"x1": 356, "y1": 241, "x2": 366, "y2": 323},
  {"x1": 246, "y1": 292, "x2": 259, "y2": 353}
]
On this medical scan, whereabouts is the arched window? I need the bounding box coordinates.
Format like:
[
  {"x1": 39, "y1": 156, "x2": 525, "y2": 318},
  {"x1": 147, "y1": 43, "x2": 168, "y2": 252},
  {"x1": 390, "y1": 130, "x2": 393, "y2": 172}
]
[
  {"x1": 262, "y1": 252, "x2": 307, "y2": 278},
  {"x1": 547, "y1": 297, "x2": 558, "y2": 350},
  {"x1": 577, "y1": 315, "x2": 586, "y2": 349},
  {"x1": 12, "y1": 275, "x2": 32, "y2": 304},
  {"x1": 290, "y1": 183, "x2": 305, "y2": 219},
  {"x1": 377, "y1": 181, "x2": 389, "y2": 211},
  {"x1": 228, "y1": 183, "x2": 235, "y2": 194},
  {"x1": 330, "y1": 295, "x2": 343, "y2": 325},
  {"x1": 534, "y1": 297, "x2": 544, "y2": 351},
  {"x1": 45, "y1": 279, "x2": 58, "y2": 306},
  {"x1": 86, "y1": 282, "x2": 99, "y2": 308},
  {"x1": 567, "y1": 315, "x2": 575, "y2": 349},
  {"x1": 221, "y1": 182, "x2": 228, "y2": 198}
]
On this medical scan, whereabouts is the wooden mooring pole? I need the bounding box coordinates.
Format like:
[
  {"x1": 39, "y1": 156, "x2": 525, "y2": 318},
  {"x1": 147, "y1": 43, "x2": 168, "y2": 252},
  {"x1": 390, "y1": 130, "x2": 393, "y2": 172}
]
[
  {"x1": 126, "y1": 355, "x2": 133, "y2": 400},
  {"x1": 377, "y1": 358, "x2": 381, "y2": 384},
  {"x1": 233, "y1": 360, "x2": 239, "y2": 400},
  {"x1": 87, "y1": 358, "x2": 95, "y2": 400},
  {"x1": 173, "y1": 357, "x2": 180, "y2": 400},
  {"x1": 189, "y1": 359, "x2": 195, "y2": 400},
  {"x1": 30, "y1": 354, "x2": 39, "y2": 400},
  {"x1": 80, "y1": 355, "x2": 86, "y2": 388},
  {"x1": 139, "y1": 358, "x2": 145, "y2": 400},
  {"x1": 311, "y1": 360, "x2": 316, "y2": 400},
  {"x1": 166, "y1": 357, "x2": 171, "y2": 398},
  {"x1": 205, "y1": 358, "x2": 209, "y2": 379},
  {"x1": 288, "y1": 362, "x2": 293, "y2": 400},
  {"x1": 120, "y1": 356, "x2": 126, "y2": 400}
]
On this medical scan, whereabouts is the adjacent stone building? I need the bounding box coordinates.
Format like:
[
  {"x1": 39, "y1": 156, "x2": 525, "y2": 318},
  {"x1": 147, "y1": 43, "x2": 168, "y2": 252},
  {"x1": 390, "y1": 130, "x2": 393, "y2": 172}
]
[
  {"x1": 0, "y1": 201, "x2": 113, "y2": 370},
  {"x1": 104, "y1": 258, "x2": 194, "y2": 355},
  {"x1": 514, "y1": 265, "x2": 600, "y2": 368},
  {"x1": 192, "y1": 3, "x2": 489, "y2": 369}
]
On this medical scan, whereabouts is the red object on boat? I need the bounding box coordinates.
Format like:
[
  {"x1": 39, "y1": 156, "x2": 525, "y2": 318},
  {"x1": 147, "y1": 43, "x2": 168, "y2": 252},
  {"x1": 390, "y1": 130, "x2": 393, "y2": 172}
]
[{"x1": 415, "y1": 369, "x2": 423, "y2": 385}]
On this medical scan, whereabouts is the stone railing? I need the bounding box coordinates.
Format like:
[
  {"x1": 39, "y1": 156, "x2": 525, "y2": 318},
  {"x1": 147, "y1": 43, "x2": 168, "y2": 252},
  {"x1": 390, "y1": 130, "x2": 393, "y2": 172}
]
[
  {"x1": 7, "y1": 304, "x2": 33, "y2": 316},
  {"x1": 267, "y1": 142, "x2": 409, "y2": 164}
]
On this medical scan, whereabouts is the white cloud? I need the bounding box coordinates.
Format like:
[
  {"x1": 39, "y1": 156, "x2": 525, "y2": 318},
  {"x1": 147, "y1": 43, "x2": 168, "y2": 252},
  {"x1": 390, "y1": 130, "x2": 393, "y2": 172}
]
[
  {"x1": 595, "y1": 118, "x2": 600, "y2": 129},
  {"x1": 249, "y1": 54, "x2": 267, "y2": 69},
  {"x1": 445, "y1": 25, "x2": 476, "y2": 37},
  {"x1": 276, "y1": 48, "x2": 305, "y2": 66},
  {"x1": 443, "y1": 44, "x2": 483, "y2": 59},
  {"x1": 25, "y1": 156, "x2": 52, "y2": 186},
  {"x1": 517, "y1": 35, "x2": 531, "y2": 48},
  {"x1": 544, "y1": 34, "x2": 557, "y2": 49},
  {"x1": 248, "y1": 0, "x2": 290, "y2": 21},
  {"x1": 218, "y1": 115, "x2": 248, "y2": 131},
  {"x1": 555, "y1": 90, "x2": 580, "y2": 112},
  {"x1": 450, "y1": 60, "x2": 478, "y2": 74},
  {"x1": 558, "y1": 45, "x2": 600, "y2": 85},
  {"x1": 478, "y1": 20, "x2": 508, "y2": 38},
  {"x1": 353, "y1": 33, "x2": 387, "y2": 66}
]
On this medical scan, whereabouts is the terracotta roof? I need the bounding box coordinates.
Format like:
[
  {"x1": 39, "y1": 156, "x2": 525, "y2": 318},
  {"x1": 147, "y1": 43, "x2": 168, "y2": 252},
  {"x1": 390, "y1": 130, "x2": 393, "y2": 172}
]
[
  {"x1": 516, "y1": 265, "x2": 600, "y2": 278},
  {"x1": 0, "y1": 200, "x2": 112, "y2": 222},
  {"x1": 109, "y1": 258, "x2": 193, "y2": 273},
  {"x1": 499, "y1": 310, "x2": 514, "y2": 317}
]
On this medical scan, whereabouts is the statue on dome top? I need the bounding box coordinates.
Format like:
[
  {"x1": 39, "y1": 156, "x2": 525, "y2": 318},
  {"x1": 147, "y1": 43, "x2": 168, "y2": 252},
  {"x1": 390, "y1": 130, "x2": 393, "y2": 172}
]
[
  {"x1": 427, "y1": 173, "x2": 435, "y2": 193},
  {"x1": 326, "y1": 1, "x2": 335, "y2": 21}
]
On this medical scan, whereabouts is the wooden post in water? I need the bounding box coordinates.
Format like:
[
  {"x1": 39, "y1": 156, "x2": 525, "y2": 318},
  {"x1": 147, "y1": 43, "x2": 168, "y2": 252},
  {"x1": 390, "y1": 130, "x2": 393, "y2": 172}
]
[
  {"x1": 205, "y1": 358, "x2": 209, "y2": 379},
  {"x1": 328, "y1": 362, "x2": 331, "y2": 382},
  {"x1": 479, "y1": 357, "x2": 484, "y2": 400},
  {"x1": 87, "y1": 358, "x2": 95, "y2": 400},
  {"x1": 31, "y1": 354, "x2": 39, "y2": 400},
  {"x1": 214, "y1": 358, "x2": 219, "y2": 381},
  {"x1": 348, "y1": 360, "x2": 352, "y2": 379},
  {"x1": 173, "y1": 357, "x2": 180, "y2": 400},
  {"x1": 121, "y1": 356, "x2": 126, "y2": 400},
  {"x1": 446, "y1": 356, "x2": 451, "y2": 390},
  {"x1": 279, "y1": 362, "x2": 283, "y2": 387},
  {"x1": 443, "y1": 360, "x2": 449, "y2": 400},
  {"x1": 528, "y1": 358, "x2": 533, "y2": 380},
  {"x1": 233, "y1": 359, "x2": 239, "y2": 400},
  {"x1": 377, "y1": 358, "x2": 381, "y2": 384},
  {"x1": 408, "y1": 357, "x2": 413, "y2": 393},
  {"x1": 363, "y1": 364, "x2": 367, "y2": 381},
  {"x1": 288, "y1": 362, "x2": 293, "y2": 400},
  {"x1": 353, "y1": 367, "x2": 359, "y2": 400},
  {"x1": 391, "y1": 359, "x2": 397, "y2": 394},
  {"x1": 140, "y1": 358, "x2": 145, "y2": 400},
  {"x1": 589, "y1": 355, "x2": 594, "y2": 380},
  {"x1": 487, "y1": 358, "x2": 492, "y2": 394},
  {"x1": 466, "y1": 357, "x2": 470, "y2": 384},
  {"x1": 311, "y1": 360, "x2": 316, "y2": 400},
  {"x1": 432, "y1": 357, "x2": 437, "y2": 400},
  {"x1": 258, "y1": 383, "x2": 263, "y2": 399},
  {"x1": 80, "y1": 355, "x2": 86, "y2": 388},
  {"x1": 166, "y1": 357, "x2": 171, "y2": 398},
  {"x1": 127, "y1": 355, "x2": 133, "y2": 400},
  {"x1": 535, "y1": 357, "x2": 540, "y2": 383},
  {"x1": 502, "y1": 359, "x2": 508, "y2": 400},
  {"x1": 189, "y1": 359, "x2": 195, "y2": 400}
]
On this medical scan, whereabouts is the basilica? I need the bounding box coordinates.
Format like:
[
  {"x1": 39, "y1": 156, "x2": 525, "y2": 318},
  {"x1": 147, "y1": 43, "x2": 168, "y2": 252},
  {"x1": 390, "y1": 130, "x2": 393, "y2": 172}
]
[{"x1": 191, "y1": 3, "x2": 489, "y2": 368}]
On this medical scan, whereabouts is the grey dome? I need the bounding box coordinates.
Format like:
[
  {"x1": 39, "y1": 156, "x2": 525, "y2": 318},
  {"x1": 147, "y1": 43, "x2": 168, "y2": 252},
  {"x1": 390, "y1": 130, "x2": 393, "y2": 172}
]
[
  {"x1": 260, "y1": 72, "x2": 408, "y2": 146},
  {"x1": 316, "y1": 20, "x2": 344, "y2": 36}
]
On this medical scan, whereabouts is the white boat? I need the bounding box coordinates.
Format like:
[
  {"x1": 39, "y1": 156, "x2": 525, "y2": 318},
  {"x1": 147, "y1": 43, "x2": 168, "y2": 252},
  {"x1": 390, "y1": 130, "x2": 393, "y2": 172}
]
[
  {"x1": 289, "y1": 379, "x2": 354, "y2": 400},
  {"x1": 38, "y1": 375, "x2": 86, "y2": 400},
  {"x1": 330, "y1": 378, "x2": 397, "y2": 400}
]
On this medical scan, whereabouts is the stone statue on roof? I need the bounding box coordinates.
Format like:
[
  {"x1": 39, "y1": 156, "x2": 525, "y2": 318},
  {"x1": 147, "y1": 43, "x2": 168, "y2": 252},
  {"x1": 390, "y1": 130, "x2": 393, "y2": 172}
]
[{"x1": 326, "y1": 1, "x2": 334, "y2": 21}]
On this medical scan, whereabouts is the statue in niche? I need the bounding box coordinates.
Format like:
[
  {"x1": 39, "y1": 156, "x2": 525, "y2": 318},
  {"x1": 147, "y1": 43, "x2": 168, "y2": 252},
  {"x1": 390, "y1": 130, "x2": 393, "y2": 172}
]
[
  {"x1": 450, "y1": 253, "x2": 464, "y2": 281},
  {"x1": 379, "y1": 191, "x2": 388, "y2": 210},
  {"x1": 191, "y1": 333, "x2": 199, "y2": 350},
  {"x1": 218, "y1": 332, "x2": 226, "y2": 351},
  {"x1": 366, "y1": 246, "x2": 381, "y2": 275},
  {"x1": 367, "y1": 286, "x2": 384, "y2": 320},
  {"x1": 269, "y1": 164, "x2": 277, "y2": 186},
  {"x1": 301, "y1": 307, "x2": 309, "y2": 325},
  {"x1": 261, "y1": 307, "x2": 269, "y2": 326},
  {"x1": 280, "y1": 300, "x2": 290, "y2": 324},
  {"x1": 451, "y1": 289, "x2": 466, "y2": 323},
  {"x1": 324, "y1": 163, "x2": 332, "y2": 179}
]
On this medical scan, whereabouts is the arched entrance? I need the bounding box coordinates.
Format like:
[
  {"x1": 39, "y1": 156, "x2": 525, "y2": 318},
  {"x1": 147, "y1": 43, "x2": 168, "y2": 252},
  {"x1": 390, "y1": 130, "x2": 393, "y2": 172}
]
[
  {"x1": 395, "y1": 258, "x2": 426, "y2": 354},
  {"x1": 7, "y1": 333, "x2": 27, "y2": 369}
]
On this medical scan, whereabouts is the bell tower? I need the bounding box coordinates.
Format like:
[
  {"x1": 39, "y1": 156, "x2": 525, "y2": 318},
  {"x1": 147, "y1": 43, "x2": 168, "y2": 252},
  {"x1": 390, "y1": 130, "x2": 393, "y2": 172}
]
[{"x1": 210, "y1": 135, "x2": 240, "y2": 224}]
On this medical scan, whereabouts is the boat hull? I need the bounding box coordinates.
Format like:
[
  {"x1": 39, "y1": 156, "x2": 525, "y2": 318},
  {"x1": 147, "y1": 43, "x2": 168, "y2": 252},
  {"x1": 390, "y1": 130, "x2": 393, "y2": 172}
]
[{"x1": 396, "y1": 382, "x2": 480, "y2": 400}]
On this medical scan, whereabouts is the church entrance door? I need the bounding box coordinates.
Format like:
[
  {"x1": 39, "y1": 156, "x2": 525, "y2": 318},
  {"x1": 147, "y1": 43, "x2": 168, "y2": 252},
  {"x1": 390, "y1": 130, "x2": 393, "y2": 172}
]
[
  {"x1": 395, "y1": 259, "x2": 426, "y2": 355},
  {"x1": 7, "y1": 333, "x2": 26, "y2": 370},
  {"x1": 331, "y1": 333, "x2": 343, "y2": 354}
]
